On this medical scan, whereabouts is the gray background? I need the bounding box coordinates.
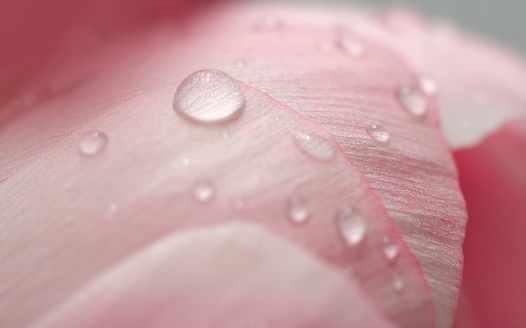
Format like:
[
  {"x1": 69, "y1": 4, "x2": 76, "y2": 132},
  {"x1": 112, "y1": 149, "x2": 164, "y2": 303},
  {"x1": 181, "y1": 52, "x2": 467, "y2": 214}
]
[{"x1": 265, "y1": 0, "x2": 526, "y2": 56}]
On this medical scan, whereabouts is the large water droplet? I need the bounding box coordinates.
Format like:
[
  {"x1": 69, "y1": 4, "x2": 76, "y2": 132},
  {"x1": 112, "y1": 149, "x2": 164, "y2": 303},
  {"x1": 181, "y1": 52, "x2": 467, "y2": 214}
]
[
  {"x1": 173, "y1": 70, "x2": 245, "y2": 124},
  {"x1": 192, "y1": 179, "x2": 215, "y2": 203},
  {"x1": 338, "y1": 36, "x2": 364, "y2": 58},
  {"x1": 288, "y1": 198, "x2": 310, "y2": 224},
  {"x1": 397, "y1": 84, "x2": 428, "y2": 117},
  {"x1": 335, "y1": 207, "x2": 366, "y2": 247},
  {"x1": 366, "y1": 123, "x2": 390, "y2": 145},
  {"x1": 78, "y1": 130, "x2": 108, "y2": 156},
  {"x1": 419, "y1": 76, "x2": 438, "y2": 96},
  {"x1": 291, "y1": 130, "x2": 336, "y2": 161},
  {"x1": 393, "y1": 273, "x2": 404, "y2": 292},
  {"x1": 382, "y1": 237, "x2": 399, "y2": 261}
]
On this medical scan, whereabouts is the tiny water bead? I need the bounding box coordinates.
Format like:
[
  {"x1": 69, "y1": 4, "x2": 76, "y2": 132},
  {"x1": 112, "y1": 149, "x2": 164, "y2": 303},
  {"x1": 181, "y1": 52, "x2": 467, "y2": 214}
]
[
  {"x1": 338, "y1": 36, "x2": 364, "y2": 58},
  {"x1": 290, "y1": 130, "x2": 336, "y2": 162},
  {"x1": 173, "y1": 70, "x2": 246, "y2": 124},
  {"x1": 366, "y1": 123, "x2": 390, "y2": 145},
  {"x1": 287, "y1": 198, "x2": 310, "y2": 224},
  {"x1": 192, "y1": 180, "x2": 215, "y2": 203},
  {"x1": 335, "y1": 207, "x2": 366, "y2": 247},
  {"x1": 382, "y1": 237, "x2": 399, "y2": 262},
  {"x1": 397, "y1": 84, "x2": 428, "y2": 117},
  {"x1": 78, "y1": 130, "x2": 108, "y2": 156},
  {"x1": 181, "y1": 157, "x2": 190, "y2": 166},
  {"x1": 392, "y1": 273, "x2": 405, "y2": 292},
  {"x1": 419, "y1": 76, "x2": 438, "y2": 96}
]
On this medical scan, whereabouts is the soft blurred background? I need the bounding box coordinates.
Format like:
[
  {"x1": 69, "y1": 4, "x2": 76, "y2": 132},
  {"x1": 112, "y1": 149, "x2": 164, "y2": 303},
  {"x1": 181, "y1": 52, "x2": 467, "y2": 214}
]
[{"x1": 262, "y1": 0, "x2": 526, "y2": 55}]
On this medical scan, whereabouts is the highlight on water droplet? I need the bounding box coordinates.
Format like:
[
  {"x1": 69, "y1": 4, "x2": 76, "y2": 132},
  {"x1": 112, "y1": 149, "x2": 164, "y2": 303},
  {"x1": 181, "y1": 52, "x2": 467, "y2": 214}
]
[
  {"x1": 109, "y1": 202, "x2": 119, "y2": 213},
  {"x1": 419, "y1": 76, "x2": 438, "y2": 96},
  {"x1": 366, "y1": 123, "x2": 391, "y2": 145},
  {"x1": 335, "y1": 207, "x2": 366, "y2": 247},
  {"x1": 287, "y1": 197, "x2": 310, "y2": 225},
  {"x1": 392, "y1": 273, "x2": 404, "y2": 292},
  {"x1": 192, "y1": 179, "x2": 215, "y2": 203},
  {"x1": 382, "y1": 236, "x2": 399, "y2": 262},
  {"x1": 397, "y1": 84, "x2": 428, "y2": 117},
  {"x1": 338, "y1": 36, "x2": 364, "y2": 58},
  {"x1": 173, "y1": 69, "x2": 246, "y2": 124},
  {"x1": 181, "y1": 156, "x2": 190, "y2": 167},
  {"x1": 234, "y1": 59, "x2": 246, "y2": 68},
  {"x1": 78, "y1": 130, "x2": 108, "y2": 156},
  {"x1": 290, "y1": 129, "x2": 336, "y2": 162}
]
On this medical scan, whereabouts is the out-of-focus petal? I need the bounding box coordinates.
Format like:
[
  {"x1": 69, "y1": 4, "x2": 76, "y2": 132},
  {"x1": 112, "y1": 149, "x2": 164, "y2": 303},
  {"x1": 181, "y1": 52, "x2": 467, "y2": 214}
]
[{"x1": 27, "y1": 224, "x2": 397, "y2": 328}]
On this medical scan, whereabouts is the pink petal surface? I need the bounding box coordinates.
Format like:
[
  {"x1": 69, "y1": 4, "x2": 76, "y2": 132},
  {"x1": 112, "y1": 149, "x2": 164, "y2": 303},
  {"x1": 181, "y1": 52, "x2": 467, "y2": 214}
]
[
  {"x1": 27, "y1": 223, "x2": 396, "y2": 328},
  {"x1": 452, "y1": 121, "x2": 526, "y2": 328},
  {"x1": 0, "y1": 64, "x2": 433, "y2": 327},
  {"x1": 341, "y1": 7, "x2": 526, "y2": 149}
]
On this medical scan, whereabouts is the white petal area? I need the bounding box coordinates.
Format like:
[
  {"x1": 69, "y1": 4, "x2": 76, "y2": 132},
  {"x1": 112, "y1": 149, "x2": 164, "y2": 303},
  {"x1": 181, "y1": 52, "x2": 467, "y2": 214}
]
[{"x1": 28, "y1": 223, "x2": 396, "y2": 328}]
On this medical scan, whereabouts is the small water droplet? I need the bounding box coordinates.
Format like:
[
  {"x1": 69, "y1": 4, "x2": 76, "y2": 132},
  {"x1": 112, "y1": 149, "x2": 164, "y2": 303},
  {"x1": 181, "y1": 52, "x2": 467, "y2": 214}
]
[
  {"x1": 173, "y1": 69, "x2": 246, "y2": 124},
  {"x1": 254, "y1": 16, "x2": 282, "y2": 30},
  {"x1": 382, "y1": 236, "x2": 399, "y2": 261},
  {"x1": 181, "y1": 157, "x2": 190, "y2": 166},
  {"x1": 232, "y1": 197, "x2": 246, "y2": 211},
  {"x1": 291, "y1": 130, "x2": 336, "y2": 162},
  {"x1": 288, "y1": 198, "x2": 310, "y2": 224},
  {"x1": 393, "y1": 273, "x2": 404, "y2": 292},
  {"x1": 234, "y1": 59, "x2": 246, "y2": 68},
  {"x1": 78, "y1": 130, "x2": 108, "y2": 156},
  {"x1": 397, "y1": 84, "x2": 428, "y2": 117},
  {"x1": 419, "y1": 76, "x2": 438, "y2": 96},
  {"x1": 192, "y1": 179, "x2": 215, "y2": 203},
  {"x1": 338, "y1": 36, "x2": 364, "y2": 58},
  {"x1": 366, "y1": 123, "x2": 390, "y2": 145},
  {"x1": 109, "y1": 203, "x2": 119, "y2": 213},
  {"x1": 335, "y1": 207, "x2": 366, "y2": 247}
]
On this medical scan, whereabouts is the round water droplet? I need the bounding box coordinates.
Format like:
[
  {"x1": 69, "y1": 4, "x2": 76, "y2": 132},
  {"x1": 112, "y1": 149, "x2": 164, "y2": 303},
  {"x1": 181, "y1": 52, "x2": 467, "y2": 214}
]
[
  {"x1": 397, "y1": 84, "x2": 428, "y2": 117},
  {"x1": 173, "y1": 69, "x2": 246, "y2": 124},
  {"x1": 392, "y1": 273, "x2": 404, "y2": 292},
  {"x1": 181, "y1": 157, "x2": 190, "y2": 166},
  {"x1": 288, "y1": 198, "x2": 310, "y2": 224},
  {"x1": 419, "y1": 76, "x2": 438, "y2": 96},
  {"x1": 335, "y1": 207, "x2": 366, "y2": 247},
  {"x1": 192, "y1": 179, "x2": 215, "y2": 203},
  {"x1": 338, "y1": 36, "x2": 364, "y2": 58},
  {"x1": 234, "y1": 59, "x2": 246, "y2": 68},
  {"x1": 109, "y1": 202, "x2": 119, "y2": 213},
  {"x1": 78, "y1": 130, "x2": 108, "y2": 156},
  {"x1": 366, "y1": 123, "x2": 390, "y2": 145},
  {"x1": 382, "y1": 237, "x2": 399, "y2": 261},
  {"x1": 291, "y1": 130, "x2": 336, "y2": 162}
]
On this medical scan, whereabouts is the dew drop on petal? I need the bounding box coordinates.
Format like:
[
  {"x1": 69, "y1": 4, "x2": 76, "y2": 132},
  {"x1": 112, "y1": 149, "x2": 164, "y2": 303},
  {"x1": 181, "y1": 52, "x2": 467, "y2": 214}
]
[
  {"x1": 288, "y1": 197, "x2": 310, "y2": 224},
  {"x1": 291, "y1": 130, "x2": 336, "y2": 161},
  {"x1": 192, "y1": 179, "x2": 215, "y2": 203},
  {"x1": 419, "y1": 76, "x2": 438, "y2": 96},
  {"x1": 78, "y1": 130, "x2": 108, "y2": 156},
  {"x1": 338, "y1": 36, "x2": 364, "y2": 58},
  {"x1": 232, "y1": 197, "x2": 246, "y2": 211},
  {"x1": 181, "y1": 157, "x2": 190, "y2": 167},
  {"x1": 335, "y1": 207, "x2": 366, "y2": 247},
  {"x1": 366, "y1": 123, "x2": 390, "y2": 145},
  {"x1": 397, "y1": 84, "x2": 428, "y2": 117},
  {"x1": 109, "y1": 202, "x2": 119, "y2": 213},
  {"x1": 393, "y1": 273, "x2": 404, "y2": 292},
  {"x1": 173, "y1": 70, "x2": 245, "y2": 124},
  {"x1": 382, "y1": 236, "x2": 399, "y2": 261}
]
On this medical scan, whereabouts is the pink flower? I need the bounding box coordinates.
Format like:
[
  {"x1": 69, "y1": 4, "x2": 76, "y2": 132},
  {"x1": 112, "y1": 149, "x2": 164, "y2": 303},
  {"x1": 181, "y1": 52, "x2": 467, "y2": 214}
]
[{"x1": 0, "y1": 1, "x2": 524, "y2": 327}]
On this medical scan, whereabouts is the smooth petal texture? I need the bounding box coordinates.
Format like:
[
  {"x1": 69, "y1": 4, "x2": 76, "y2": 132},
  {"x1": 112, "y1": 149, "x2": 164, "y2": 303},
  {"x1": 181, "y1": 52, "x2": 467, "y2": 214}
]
[
  {"x1": 342, "y1": 8, "x2": 526, "y2": 149},
  {"x1": 0, "y1": 60, "x2": 433, "y2": 327},
  {"x1": 28, "y1": 223, "x2": 396, "y2": 328},
  {"x1": 452, "y1": 121, "x2": 526, "y2": 328},
  {"x1": 166, "y1": 4, "x2": 464, "y2": 327}
]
